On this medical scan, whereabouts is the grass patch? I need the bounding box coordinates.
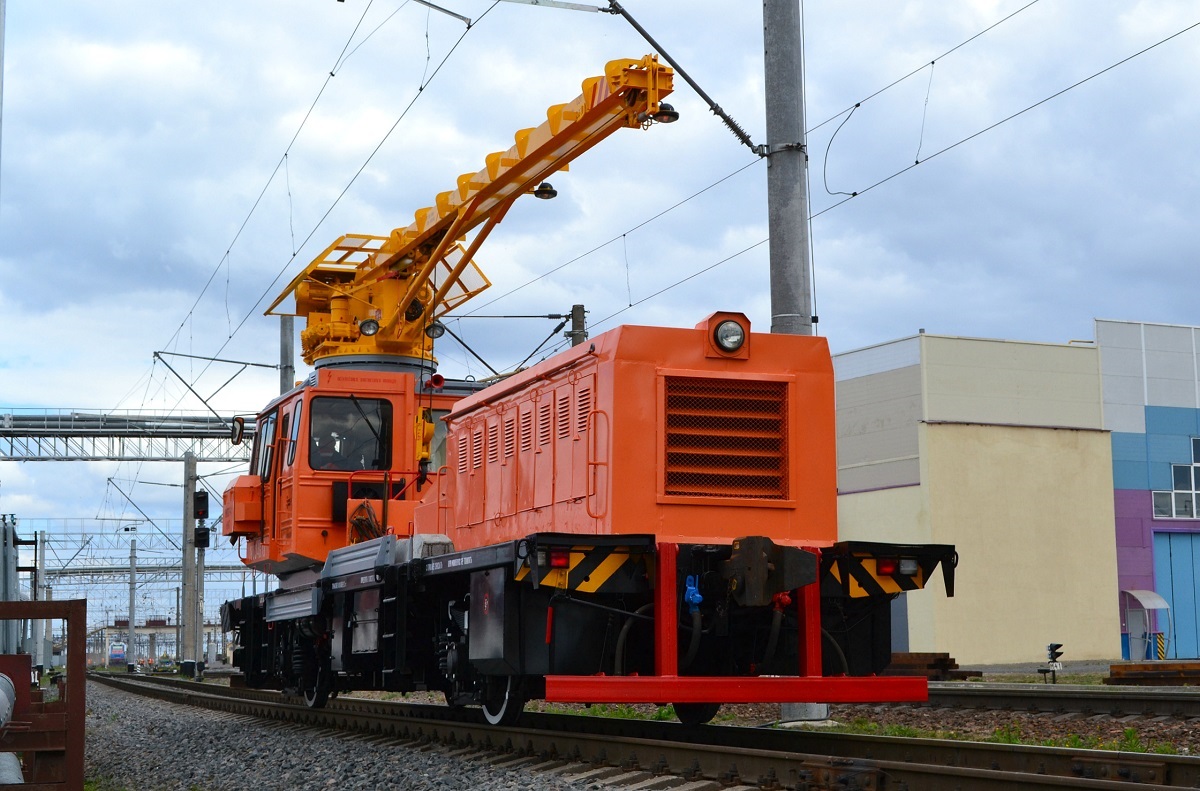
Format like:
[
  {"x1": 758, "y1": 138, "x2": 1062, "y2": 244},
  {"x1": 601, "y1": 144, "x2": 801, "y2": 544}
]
[
  {"x1": 969, "y1": 673, "x2": 1108, "y2": 685},
  {"x1": 812, "y1": 720, "x2": 1178, "y2": 754},
  {"x1": 530, "y1": 701, "x2": 675, "y2": 720}
]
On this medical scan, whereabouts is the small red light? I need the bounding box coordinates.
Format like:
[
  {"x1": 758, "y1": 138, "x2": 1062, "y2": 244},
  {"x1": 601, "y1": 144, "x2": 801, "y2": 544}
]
[
  {"x1": 876, "y1": 558, "x2": 899, "y2": 576},
  {"x1": 548, "y1": 549, "x2": 571, "y2": 569}
]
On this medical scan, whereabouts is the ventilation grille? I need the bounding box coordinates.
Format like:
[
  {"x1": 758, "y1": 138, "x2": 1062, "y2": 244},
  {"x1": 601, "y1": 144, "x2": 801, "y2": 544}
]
[{"x1": 664, "y1": 377, "x2": 788, "y2": 499}]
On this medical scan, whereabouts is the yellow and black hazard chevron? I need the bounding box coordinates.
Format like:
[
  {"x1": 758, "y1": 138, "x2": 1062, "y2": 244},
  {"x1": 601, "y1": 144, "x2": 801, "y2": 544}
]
[
  {"x1": 820, "y1": 541, "x2": 957, "y2": 599},
  {"x1": 514, "y1": 542, "x2": 652, "y2": 594}
]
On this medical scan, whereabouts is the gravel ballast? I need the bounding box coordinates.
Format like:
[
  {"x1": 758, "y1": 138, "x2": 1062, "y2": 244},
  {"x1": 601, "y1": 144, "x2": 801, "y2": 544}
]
[{"x1": 85, "y1": 682, "x2": 600, "y2": 791}]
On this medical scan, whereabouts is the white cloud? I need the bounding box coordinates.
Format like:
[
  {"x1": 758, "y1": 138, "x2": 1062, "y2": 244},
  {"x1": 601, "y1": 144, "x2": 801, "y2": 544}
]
[{"x1": 3, "y1": 0, "x2": 1200, "y2": 619}]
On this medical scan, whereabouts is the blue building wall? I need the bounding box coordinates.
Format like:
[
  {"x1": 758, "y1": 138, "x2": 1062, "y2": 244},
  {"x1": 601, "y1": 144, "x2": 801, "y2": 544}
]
[{"x1": 1114, "y1": 406, "x2": 1200, "y2": 659}]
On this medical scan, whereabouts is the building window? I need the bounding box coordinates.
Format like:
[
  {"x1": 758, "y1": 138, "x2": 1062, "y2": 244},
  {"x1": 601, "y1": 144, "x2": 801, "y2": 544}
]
[{"x1": 1153, "y1": 438, "x2": 1200, "y2": 519}]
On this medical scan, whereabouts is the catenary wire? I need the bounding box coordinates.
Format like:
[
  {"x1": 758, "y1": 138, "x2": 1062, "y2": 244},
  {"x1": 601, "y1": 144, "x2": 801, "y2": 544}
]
[
  {"x1": 157, "y1": 0, "x2": 383, "y2": 357},
  {"x1": 807, "y1": 0, "x2": 1042, "y2": 136},
  {"x1": 517, "y1": 16, "x2": 1200, "y2": 364},
  {"x1": 144, "y1": 0, "x2": 1041, "y2": 384},
  {"x1": 811, "y1": 17, "x2": 1200, "y2": 220}
]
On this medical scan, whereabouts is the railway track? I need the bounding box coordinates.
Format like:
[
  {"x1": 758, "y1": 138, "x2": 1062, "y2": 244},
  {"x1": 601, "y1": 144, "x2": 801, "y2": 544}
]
[
  {"x1": 928, "y1": 682, "x2": 1200, "y2": 718},
  {"x1": 89, "y1": 672, "x2": 1200, "y2": 789}
]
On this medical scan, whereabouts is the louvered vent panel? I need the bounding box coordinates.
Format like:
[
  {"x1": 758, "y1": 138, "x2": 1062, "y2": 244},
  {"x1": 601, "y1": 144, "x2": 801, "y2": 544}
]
[
  {"x1": 503, "y1": 418, "x2": 516, "y2": 458},
  {"x1": 487, "y1": 424, "x2": 499, "y2": 464},
  {"x1": 663, "y1": 377, "x2": 788, "y2": 499},
  {"x1": 576, "y1": 386, "x2": 592, "y2": 433},
  {"x1": 557, "y1": 394, "x2": 571, "y2": 439},
  {"x1": 520, "y1": 411, "x2": 534, "y2": 453},
  {"x1": 456, "y1": 436, "x2": 468, "y2": 474},
  {"x1": 471, "y1": 430, "x2": 483, "y2": 470},
  {"x1": 538, "y1": 403, "x2": 552, "y2": 446}
]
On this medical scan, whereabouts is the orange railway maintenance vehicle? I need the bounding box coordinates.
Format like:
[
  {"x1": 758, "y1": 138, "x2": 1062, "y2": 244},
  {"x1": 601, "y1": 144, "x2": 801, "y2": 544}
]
[{"x1": 220, "y1": 56, "x2": 956, "y2": 725}]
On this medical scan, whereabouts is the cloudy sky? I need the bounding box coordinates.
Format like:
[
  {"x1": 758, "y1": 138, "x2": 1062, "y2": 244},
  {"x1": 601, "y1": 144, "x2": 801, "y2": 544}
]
[{"x1": 0, "y1": 1, "x2": 1197, "y2": 617}]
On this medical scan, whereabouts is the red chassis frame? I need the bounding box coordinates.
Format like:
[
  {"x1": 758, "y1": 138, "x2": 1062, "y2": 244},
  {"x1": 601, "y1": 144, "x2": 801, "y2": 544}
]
[{"x1": 544, "y1": 542, "x2": 929, "y2": 705}]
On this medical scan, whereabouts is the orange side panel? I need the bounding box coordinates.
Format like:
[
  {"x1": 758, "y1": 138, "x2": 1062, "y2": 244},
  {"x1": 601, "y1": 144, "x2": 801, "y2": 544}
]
[
  {"x1": 434, "y1": 317, "x2": 839, "y2": 553},
  {"x1": 223, "y1": 476, "x2": 263, "y2": 539}
]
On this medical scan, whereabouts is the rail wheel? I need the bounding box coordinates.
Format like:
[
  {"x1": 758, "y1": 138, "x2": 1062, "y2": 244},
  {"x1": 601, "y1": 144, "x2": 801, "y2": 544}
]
[
  {"x1": 480, "y1": 675, "x2": 525, "y2": 726},
  {"x1": 673, "y1": 702, "x2": 720, "y2": 726},
  {"x1": 301, "y1": 658, "x2": 331, "y2": 709}
]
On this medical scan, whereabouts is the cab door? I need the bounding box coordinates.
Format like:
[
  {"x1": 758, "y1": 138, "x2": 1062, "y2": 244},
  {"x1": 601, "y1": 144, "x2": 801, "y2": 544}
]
[
  {"x1": 274, "y1": 399, "x2": 301, "y2": 547},
  {"x1": 254, "y1": 410, "x2": 278, "y2": 548}
]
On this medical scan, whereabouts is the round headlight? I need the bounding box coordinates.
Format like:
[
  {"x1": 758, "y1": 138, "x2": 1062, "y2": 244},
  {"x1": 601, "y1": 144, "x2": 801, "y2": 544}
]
[
  {"x1": 713, "y1": 320, "x2": 745, "y2": 352},
  {"x1": 359, "y1": 319, "x2": 380, "y2": 337}
]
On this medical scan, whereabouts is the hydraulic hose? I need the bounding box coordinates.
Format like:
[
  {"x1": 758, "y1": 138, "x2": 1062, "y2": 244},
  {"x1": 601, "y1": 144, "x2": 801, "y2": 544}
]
[
  {"x1": 679, "y1": 609, "x2": 703, "y2": 672},
  {"x1": 760, "y1": 607, "x2": 784, "y2": 669},
  {"x1": 614, "y1": 603, "x2": 655, "y2": 676}
]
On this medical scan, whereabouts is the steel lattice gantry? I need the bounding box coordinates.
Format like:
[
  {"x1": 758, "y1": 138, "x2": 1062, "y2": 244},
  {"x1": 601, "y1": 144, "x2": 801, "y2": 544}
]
[
  {"x1": 44, "y1": 564, "x2": 249, "y2": 583},
  {"x1": 0, "y1": 411, "x2": 253, "y2": 462}
]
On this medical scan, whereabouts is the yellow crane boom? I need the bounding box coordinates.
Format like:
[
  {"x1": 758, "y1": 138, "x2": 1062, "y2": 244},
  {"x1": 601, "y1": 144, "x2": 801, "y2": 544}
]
[{"x1": 268, "y1": 55, "x2": 675, "y2": 367}]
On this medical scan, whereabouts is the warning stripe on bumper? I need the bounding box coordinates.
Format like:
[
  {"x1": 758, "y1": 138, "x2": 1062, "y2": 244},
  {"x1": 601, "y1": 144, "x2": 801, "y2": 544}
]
[
  {"x1": 826, "y1": 558, "x2": 925, "y2": 598},
  {"x1": 514, "y1": 545, "x2": 646, "y2": 593}
]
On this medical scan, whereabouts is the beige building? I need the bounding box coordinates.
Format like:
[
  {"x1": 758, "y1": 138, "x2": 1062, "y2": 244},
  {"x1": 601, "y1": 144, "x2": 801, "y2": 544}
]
[{"x1": 834, "y1": 333, "x2": 1122, "y2": 664}]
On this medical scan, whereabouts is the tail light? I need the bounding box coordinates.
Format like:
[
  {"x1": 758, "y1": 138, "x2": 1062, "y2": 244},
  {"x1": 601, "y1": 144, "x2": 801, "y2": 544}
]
[
  {"x1": 876, "y1": 559, "x2": 899, "y2": 576},
  {"x1": 548, "y1": 548, "x2": 571, "y2": 569}
]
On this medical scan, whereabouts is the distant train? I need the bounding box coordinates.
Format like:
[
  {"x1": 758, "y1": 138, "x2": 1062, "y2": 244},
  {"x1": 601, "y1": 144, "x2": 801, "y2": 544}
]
[{"x1": 219, "y1": 57, "x2": 956, "y2": 725}]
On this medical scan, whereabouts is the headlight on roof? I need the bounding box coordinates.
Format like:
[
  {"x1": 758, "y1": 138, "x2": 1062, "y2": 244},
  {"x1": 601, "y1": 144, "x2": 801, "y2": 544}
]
[{"x1": 713, "y1": 320, "x2": 746, "y2": 353}]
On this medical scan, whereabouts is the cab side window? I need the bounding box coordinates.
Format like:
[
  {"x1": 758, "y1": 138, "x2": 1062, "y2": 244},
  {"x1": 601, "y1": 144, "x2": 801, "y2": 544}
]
[
  {"x1": 287, "y1": 400, "x2": 303, "y2": 466},
  {"x1": 255, "y1": 412, "x2": 277, "y2": 481}
]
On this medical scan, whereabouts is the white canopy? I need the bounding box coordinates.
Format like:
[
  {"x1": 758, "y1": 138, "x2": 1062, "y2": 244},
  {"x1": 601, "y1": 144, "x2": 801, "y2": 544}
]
[{"x1": 1123, "y1": 589, "x2": 1170, "y2": 611}]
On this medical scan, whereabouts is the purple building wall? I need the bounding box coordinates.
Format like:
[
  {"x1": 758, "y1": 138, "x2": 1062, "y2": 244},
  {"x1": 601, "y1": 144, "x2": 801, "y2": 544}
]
[{"x1": 1115, "y1": 488, "x2": 1200, "y2": 631}]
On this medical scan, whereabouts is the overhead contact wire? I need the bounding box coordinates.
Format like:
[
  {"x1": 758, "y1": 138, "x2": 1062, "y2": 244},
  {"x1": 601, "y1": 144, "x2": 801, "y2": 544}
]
[
  {"x1": 528, "y1": 14, "x2": 1200, "y2": 362},
  {"x1": 813, "y1": 17, "x2": 1200, "y2": 219}
]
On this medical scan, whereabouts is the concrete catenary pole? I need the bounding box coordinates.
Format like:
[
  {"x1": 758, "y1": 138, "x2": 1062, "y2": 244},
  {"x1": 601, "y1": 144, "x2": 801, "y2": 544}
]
[
  {"x1": 33, "y1": 531, "x2": 44, "y2": 671},
  {"x1": 181, "y1": 453, "x2": 197, "y2": 667},
  {"x1": 195, "y1": 542, "x2": 205, "y2": 678},
  {"x1": 128, "y1": 538, "x2": 136, "y2": 668},
  {"x1": 567, "y1": 304, "x2": 587, "y2": 347},
  {"x1": 43, "y1": 585, "x2": 52, "y2": 669},
  {"x1": 280, "y1": 315, "x2": 295, "y2": 395},
  {"x1": 765, "y1": 0, "x2": 827, "y2": 723},
  {"x1": 0, "y1": 516, "x2": 19, "y2": 654},
  {"x1": 764, "y1": 0, "x2": 813, "y2": 336}
]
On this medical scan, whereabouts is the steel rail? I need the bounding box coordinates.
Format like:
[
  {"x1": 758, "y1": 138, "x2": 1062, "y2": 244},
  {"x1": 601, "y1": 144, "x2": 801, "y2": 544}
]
[
  {"x1": 928, "y1": 681, "x2": 1200, "y2": 718},
  {"x1": 91, "y1": 673, "x2": 1200, "y2": 789}
]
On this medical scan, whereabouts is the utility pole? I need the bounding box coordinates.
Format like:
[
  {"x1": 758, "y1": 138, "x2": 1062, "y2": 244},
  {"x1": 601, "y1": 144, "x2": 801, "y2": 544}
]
[
  {"x1": 195, "y1": 527, "x2": 206, "y2": 679},
  {"x1": 43, "y1": 585, "x2": 52, "y2": 670},
  {"x1": 765, "y1": 0, "x2": 826, "y2": 724},
  {"x1": 128, "y1": 538, "x2": 136, "y2": 669},
  {"x1": 175, "y1": 586, "x2": 181, "y2": 661},
  {"x1": 33, "y1": 531, "x2": 44, "y2": 672},
  {"x1": 566, "y1": 304, "x2": 587, "y2": 347},
  {"x1": 0, "y1": 515, "x2": 18, "y2": 654},
  {"x1": 181, "y1": 452, "x2": 196, "y2": 672},
  {"x1": 764, "y1": 0, "x2": 813, "y2": 336},
  {"x1": 280, "y1": 315, "x2": 295, "y2": 395}
]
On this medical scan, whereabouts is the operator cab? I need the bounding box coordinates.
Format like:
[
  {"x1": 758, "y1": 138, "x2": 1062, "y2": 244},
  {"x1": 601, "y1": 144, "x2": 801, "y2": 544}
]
[{"x1": 222, "y1": 369, "x2": 480, "y2": 575}]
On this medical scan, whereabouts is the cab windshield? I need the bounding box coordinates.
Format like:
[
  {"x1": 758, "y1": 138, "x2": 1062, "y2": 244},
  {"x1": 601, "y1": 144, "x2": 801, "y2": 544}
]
[{"x1": 309, "y1": 396, "x2": 392, "y2": 471}]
